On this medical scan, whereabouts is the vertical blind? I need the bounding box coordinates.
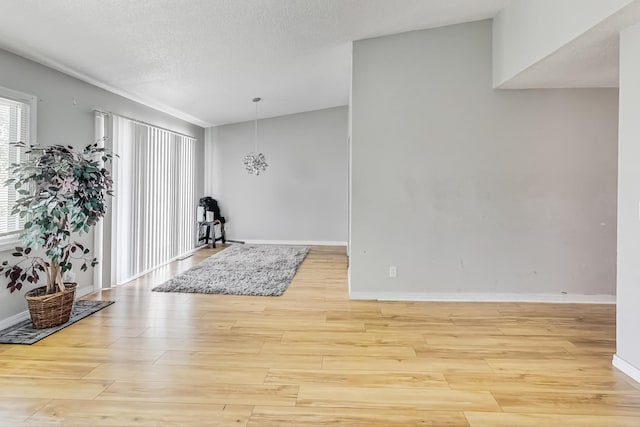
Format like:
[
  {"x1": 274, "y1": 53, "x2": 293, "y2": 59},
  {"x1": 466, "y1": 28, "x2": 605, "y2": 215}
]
[
  {"x1": 0, "y1": 96, "x2": 29, "y2": 236},
  {"x1": 110, "y1": 115, "x2": 197, "y2": 284}
]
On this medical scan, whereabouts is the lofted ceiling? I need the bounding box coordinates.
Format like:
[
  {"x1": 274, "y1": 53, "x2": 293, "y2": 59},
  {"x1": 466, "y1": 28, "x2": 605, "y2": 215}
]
[
  {"x1": 499, "y1": 1, "x2": 640, "y2": 89},
  {"x1": 0, "y1": 0, "x2": 508, "y2": 127}
]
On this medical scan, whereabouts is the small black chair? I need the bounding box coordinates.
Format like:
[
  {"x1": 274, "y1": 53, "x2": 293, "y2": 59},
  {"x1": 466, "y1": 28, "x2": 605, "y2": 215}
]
[{"x1": 197, "y1": 197, "x2": 226, "y2": 248}]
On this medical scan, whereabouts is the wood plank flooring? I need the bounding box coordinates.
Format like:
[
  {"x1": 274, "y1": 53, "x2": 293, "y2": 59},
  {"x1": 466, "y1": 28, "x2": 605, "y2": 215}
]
[{"x1": 0, "y1": 245, "x2": 639, "y2": 426}]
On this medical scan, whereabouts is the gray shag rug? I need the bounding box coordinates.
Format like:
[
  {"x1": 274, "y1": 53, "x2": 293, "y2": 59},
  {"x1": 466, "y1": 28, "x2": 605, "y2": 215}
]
[
  {"x1": 152, "y1": 244, "x2": 309, "y2": 296},
  {"x1": 0, "y1": 300, "x2": 114, "y2": 345}
]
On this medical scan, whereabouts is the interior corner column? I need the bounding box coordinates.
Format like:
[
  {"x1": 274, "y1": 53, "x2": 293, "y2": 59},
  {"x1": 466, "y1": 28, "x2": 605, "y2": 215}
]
[{"x1": 614, "y1": 21, "x2": 640, "y2": 383}]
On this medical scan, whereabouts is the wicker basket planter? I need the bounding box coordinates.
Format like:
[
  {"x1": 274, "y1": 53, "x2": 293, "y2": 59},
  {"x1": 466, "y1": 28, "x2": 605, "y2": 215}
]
[{"x1": 25, "y1": 283, "x2": 77, "y2": 329}]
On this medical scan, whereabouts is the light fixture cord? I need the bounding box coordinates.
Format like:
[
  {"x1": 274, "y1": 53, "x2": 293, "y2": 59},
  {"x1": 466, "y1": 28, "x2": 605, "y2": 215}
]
[{"x1": 254, "y1": 101, "x2": 258, "y2": 152}]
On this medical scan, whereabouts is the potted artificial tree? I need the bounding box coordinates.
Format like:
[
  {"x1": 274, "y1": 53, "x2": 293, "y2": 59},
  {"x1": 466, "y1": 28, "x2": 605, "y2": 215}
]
[{"x1": 0, "y1": 142, "x2": 114, "y2": 328}]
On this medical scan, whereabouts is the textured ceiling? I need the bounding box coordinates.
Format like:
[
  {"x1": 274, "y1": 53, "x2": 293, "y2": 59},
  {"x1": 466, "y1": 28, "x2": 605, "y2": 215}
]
[{"x1": 0, "y1": 0, "x2": 508, "y2": 127}]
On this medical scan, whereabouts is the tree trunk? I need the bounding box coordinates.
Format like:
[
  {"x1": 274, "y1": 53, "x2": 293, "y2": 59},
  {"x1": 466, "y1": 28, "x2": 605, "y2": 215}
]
[{"x1": 46, "y1": 262, "x2": 66, "y2": 295}]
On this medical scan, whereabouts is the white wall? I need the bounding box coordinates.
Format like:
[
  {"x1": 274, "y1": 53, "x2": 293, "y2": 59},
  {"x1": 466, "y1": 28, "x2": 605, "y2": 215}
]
[
  {"x1": 205, "y1": 106, "x2": 348, "y2": 244},
  {"x1": 350, "y1": 20, "x2": 618, "y2": 301},
  {"x1": 614, "y1": 22, "x2": 640, "y2": 382},
  {"x1": 493, "y1": 0, "x2": 635, "y2": 87},
  {"x1": 0, "y1": 48, "x2": 205, "y2": 323}
]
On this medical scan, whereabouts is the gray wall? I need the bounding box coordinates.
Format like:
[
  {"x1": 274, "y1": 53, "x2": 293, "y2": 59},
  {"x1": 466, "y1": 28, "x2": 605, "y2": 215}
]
[
  {"x1": 0, "y1": 48, "x2": 205, "y2": 322},
  {"x1": 616, "y1": 22, "x2": 640, "y2": 378},
  {"x1": 350, "y1": 20, "x2": 618, "y2": 298},
  {"x1": 206, "y1": 106, "x2": 348, "y2": 243}
]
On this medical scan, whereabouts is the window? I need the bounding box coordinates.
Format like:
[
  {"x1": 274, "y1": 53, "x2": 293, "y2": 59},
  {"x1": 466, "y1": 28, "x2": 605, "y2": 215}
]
[{"x1": 0, "y1": 86, "x2": 37, "y2": 247}]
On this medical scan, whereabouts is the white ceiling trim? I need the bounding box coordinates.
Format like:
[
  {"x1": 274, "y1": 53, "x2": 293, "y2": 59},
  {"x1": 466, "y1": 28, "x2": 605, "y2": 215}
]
[{"x1": 0, "y1": 45, "x2": 211, "y2": 127}]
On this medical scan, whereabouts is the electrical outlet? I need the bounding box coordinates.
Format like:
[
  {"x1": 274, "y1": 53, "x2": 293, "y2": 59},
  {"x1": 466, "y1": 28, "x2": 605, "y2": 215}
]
[{"x1": 389, "y1": 266, "x2": 397, "y2": 278}]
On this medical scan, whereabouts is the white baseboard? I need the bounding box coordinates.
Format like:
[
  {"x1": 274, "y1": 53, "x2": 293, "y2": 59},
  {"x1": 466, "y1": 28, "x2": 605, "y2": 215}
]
[
  {"x1": 613, "y1": 354, "x2": 640, "y2": 384},
  {"x1": 76, "y1": 285, "x2": 94, "y2": 298},
  {"x1": 0, "y1": 310, "x2": 30, "y2": 331},
  {"x1": 115, "y1": 246, "x2": 205, "y2": 285},
  {"x1": 0, "y1": 284, "x2": 95, "y2": 330},
  {"x1": 238, "y1": 239, "x2": 347, "y2": 246},
  {"x1": 348, "y1": 291, "x2": 616, "y2": 304}
]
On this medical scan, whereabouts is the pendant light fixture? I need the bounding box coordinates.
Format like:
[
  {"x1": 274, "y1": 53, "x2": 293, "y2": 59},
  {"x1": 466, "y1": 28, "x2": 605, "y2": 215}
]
[{"x1": 243, "y1": 97, "x2": 268, "y2": 175}]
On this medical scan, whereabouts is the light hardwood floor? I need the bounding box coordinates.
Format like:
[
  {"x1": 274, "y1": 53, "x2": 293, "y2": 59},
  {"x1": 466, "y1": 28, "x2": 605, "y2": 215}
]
[{"x1": 1, "y1": 245, "x2": 639, "y2": 426}]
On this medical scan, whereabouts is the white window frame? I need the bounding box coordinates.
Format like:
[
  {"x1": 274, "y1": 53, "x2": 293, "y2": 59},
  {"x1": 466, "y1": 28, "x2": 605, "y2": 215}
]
[{"x1": 0, "y1": 85, "x2": 37, "y2": 251}]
